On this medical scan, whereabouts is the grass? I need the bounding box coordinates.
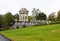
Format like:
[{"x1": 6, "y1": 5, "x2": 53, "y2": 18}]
[{"x1": 0, "y1": 24, "x2": 60, "y2": 41}]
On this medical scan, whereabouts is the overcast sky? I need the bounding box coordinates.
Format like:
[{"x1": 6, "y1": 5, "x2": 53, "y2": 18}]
[{"x1": 0, "y1": 0, "x2": 60, "y2": 15}]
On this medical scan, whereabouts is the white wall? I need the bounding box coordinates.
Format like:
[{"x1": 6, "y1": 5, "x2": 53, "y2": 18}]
[{"x1": 19, "y1": 14, "x2": 28, "y2": 21}]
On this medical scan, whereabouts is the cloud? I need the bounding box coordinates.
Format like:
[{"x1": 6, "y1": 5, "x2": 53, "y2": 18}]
[{"x1": 0, "y1": 0, "x2": 60, "y2": 15}]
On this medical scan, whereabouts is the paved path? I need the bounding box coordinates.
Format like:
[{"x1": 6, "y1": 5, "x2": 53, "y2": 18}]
[{"x1": 0, "y1": 34, "x2": 11, "y2": 41}]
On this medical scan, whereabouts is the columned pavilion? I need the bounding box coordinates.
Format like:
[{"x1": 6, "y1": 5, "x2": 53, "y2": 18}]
[{"x1": 19, "y1": 8, "x2": 29, "y2": 22}]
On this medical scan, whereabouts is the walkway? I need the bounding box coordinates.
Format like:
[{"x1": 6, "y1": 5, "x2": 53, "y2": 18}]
[{"x1": 0, "y1": 34, "x2": 12, "y2": 41}]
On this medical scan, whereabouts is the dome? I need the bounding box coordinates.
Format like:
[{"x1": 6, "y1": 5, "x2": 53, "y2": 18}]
[{"x1": 19, "y1": 8, "x2": 29, "y2": 12}]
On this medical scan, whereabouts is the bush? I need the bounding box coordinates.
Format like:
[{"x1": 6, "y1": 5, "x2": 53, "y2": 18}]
[
  {"x1": 16, "y1": 26, "x2": 19, "y2": 29},
  {"x1": 33, "y1": 23, "x2": 47, "y2": 27},
  {"x1": 22, "y1": 25, "x2": 26, "y2": 28},
  {"x1": 49, "y1": 21, "x2": 60, "y2": 25},
  {"x1": 0, "y1": 26, "x2": 9, "y2": 31}
]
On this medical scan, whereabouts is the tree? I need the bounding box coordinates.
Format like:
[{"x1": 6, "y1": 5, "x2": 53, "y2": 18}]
[
  {"x1": 28, "y1": 16, "x2": 32, "y2": 22},
  {"x1": 0, "y1": 15, "x2": 3, "y2": 25},
  {"x1": 57, "y1": 10, "x2": 60, "y2": 21},
  {"x1": 36, "y1": 12, "x2": 47, "y2": 20},
  {"x1": 48, "y1": 12, "x2": 56, "y2": 22},
  {"x1": 3, "y1": 12, "x2": 15, "y2": 26},
  {"x1": 14, "y1": 13, "x2": 19, "y2": 21}
]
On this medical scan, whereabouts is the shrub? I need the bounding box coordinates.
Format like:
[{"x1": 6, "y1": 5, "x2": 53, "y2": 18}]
[
  {"x1": 22, "y1": 25, "x2": 26, "y2": 28},
  {"x1": 49, "y1": 21, "x2": 60, "y2": 25},
  {"x1": 16, "y1": 26, "x2": 19, "y2": 29}
]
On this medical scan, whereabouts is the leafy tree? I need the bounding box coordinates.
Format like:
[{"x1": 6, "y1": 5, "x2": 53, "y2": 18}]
[
  {"x1": 28, "y1": 16, "x2": 32, "y2": 22},
  {"x1": 36, "y1": 12, "x2": 47, "y2": 20},
  {"x1": 3, "y1": 12, "x2": 15, "y2": 26},
  {"x1": 14, "y1": 13, "x2": 19, "y2": 21},
  {"x1": 0, "y1": 15, "x2": 3, "y2": 25},
  {"x1": 57, "y1": 10, "x2": 60, "y2": 21},
  {"x1": 48, "y1": 12, "x2": 55, "y2": 22}
]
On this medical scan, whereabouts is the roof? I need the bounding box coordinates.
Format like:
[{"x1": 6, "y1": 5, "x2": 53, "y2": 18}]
[{"x1": 19, "y1": 8, "x2": 29, "y2": 12}]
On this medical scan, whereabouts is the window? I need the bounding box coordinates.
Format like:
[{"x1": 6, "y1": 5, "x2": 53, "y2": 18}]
[
  {"x1": 25, "y1": 16, "x2": 27, "y2": 20},
  {"x1": 20, "y1": 17, "x2": 22, "y2": 20}
]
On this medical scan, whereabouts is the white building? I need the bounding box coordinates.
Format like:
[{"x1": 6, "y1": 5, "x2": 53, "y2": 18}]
[
  {"x1": 36, "y1": 9, "x2": 41, "y2": 15},
  {"x1": 11, "y1": 8, "x2": 47, "y2": 29},
  {"x1": 19, "y1": 8, "x2": 29, "y2": 21},
  {"x1": 32, "y1": 8, "x2": 41, "y2": 20},
  {"x1": 32, "y1": 8, "x2": 36, "y2": 17}
]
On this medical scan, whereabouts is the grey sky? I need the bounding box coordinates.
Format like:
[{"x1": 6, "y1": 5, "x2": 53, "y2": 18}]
[{"x1": 0, "y1": 0, "x2": 60, "y2": 15}]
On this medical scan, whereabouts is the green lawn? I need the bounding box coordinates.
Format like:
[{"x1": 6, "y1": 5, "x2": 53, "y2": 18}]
[{"x1": 0, "y1": 24, "x2": 60, "y2": 41}]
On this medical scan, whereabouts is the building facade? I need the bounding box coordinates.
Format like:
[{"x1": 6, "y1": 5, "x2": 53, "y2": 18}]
[
  {"x1": 19, "y1": 8, "x2": 29, "y2": 21},
  {"x1": 11, "y1": 8, "x2": 47, "y2": 29},
  {"x1": 32, "y1": 8, "x2": 41, "y2": 20}
]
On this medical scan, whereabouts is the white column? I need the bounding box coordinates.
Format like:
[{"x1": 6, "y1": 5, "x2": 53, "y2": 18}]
[
  {"x1": 22, "y1": 16, "x2": 23, "y2": 21},
  {"x1": 24, "y1": 16, "x2": 25, "y2": 21},
  {"x1": 19, "y1": 14, "x2": 20, "y2": 21},
  {"x1": 27, "y1": 14, "x2": 28, "y2": 21}
]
